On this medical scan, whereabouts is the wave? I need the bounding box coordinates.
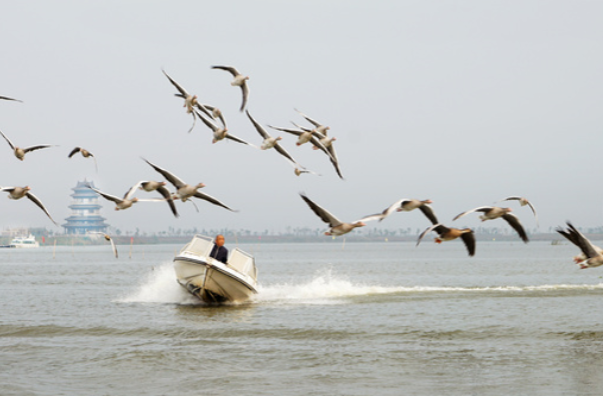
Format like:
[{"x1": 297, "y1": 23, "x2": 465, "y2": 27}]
[{"x1": 116, "y1": 263, "x2": 603, "y2": 305}]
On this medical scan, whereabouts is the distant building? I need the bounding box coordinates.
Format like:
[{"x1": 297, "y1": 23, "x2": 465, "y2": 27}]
[{"x1": 63, "y1": 180, "x2": 109, "y2": 235}]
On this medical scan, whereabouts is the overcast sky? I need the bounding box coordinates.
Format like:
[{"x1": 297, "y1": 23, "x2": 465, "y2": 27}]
[{"x1": 1, "y1": 1, "x2": 602, "y2": 236}]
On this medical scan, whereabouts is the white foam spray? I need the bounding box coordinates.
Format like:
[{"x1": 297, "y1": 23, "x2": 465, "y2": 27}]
[
  {"x1": 117, "y1": 262, "x2": 198, "y2": 304},
  {"x1": 116, "y1": 263, "x2": 603, "y2": 305}
]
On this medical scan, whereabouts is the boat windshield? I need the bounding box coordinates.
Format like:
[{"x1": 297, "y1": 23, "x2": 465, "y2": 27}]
[
  {"x1": 181, "y1": 235, "x2": 214, "y2": 257},
  {"x1": 227, "y1": 248, "x2": 258, "y2": 282}
]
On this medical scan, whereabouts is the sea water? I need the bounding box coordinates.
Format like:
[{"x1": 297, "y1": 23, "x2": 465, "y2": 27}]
[{"x1": 1, "y1": 241, "x2": 602, "y2": 395}]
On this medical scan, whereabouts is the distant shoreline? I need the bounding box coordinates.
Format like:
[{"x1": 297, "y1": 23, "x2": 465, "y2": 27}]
[{"x1": 1, "y1": 232, "x2": 599, "y2": 246}]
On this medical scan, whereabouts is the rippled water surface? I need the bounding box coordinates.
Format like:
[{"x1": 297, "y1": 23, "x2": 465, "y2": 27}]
[{"x1": 1, "y1": 241, "x2": 603, "y2": 395}]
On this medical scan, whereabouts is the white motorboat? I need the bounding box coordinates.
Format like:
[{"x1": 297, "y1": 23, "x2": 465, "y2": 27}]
[
  {"x1": 173, "y1": 235, "x2": 258, "y2": 303},
  {"x1": 11, "y1": 234, "x2": 40, "y2": 248}
]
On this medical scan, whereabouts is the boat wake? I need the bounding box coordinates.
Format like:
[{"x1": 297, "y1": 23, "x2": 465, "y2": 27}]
[
  {"x1": 116, "y1": 263, "x2": 603, "y2": 305},
  {"x1": 116, "y1": 262, "x2": 198, "y2": 305}
]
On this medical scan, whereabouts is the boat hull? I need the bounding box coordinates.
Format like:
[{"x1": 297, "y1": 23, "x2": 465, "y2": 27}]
[{"x1": 174, "y1": 256, "x2": 257, "y2": 303}]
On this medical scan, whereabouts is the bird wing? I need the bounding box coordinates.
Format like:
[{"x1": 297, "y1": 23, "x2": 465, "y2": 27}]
[
  {"x1": 162, "y1": 69, "x2": 189, "y2": 97},
  {"x1": 272, "y1": 142, "x2": 297, "y2": 164},
  {"x1": 211, "y1": 65, "x2": 240, "y2": 78},
  {"x1": 416, "y1": 223, "x2": 443, "y2": 246},
  {"x1": 0, "y1": 187, "x2": 16, "y2": 193},
  {"x1": 224, "y1": 133, "x2": 258, "y2": 148},
  {"x1": 202, "y1": 104, "x2": 226, "y2": 127},
  {"x1": 0, "y1": 129, "x2": 16, "y2": 150},
  {"x1": 193, "y1": 109, "x2": 219, "y2": 132},
  {"x1": 68, "y1": 147, "x2": 81, "y2": 158},
  {"x1": 142, "y1": 158, "x2": 186, "y2": 190},
  {"x1": 268, "y1": 125, "x2": 304, "y2": 137},
  {"x1": 460, "y1": 231, "x2": 476, "y2": 257},
  {"x1": 0, "y1": 95, "x2": 22, "y2": 102},
  {"x1": 565, "y1": 222, "x2": 600, "y2": 259},
  {"x1": 499, "y1": 196, "x2": 539, "y2": 224},
  {"x1": 123, "y1": 181, "x2": 144, "y2": 201},
  {"x1": 418, "y1": 204, "x2": 439, "y2": 225},
  {"x1": 325, "y1": 144, "x2": 344, "y2": 179},
  {"x1": 299, "y1": 193, "x2": 343, "y2": 228},
  {"x1": 194, "y1": 102, "x2": 213, "y2": 119},
  {"x1": 192, "y1": 191, "x2": 237, "y2": 212},
  {"x1": 360, "y1": 199, "x2": 405, "y2": 223},
  {"x1": 25, "y1": 192, "x2": 58, "y2": 225},
  {"x1": 108, "y1": 236, "x2": 118, "y2": 258},
  {"x1": 294, "y1": 108, "x2": 322, "y2": 128},
  {"x1": 89, "y1": 187, "x2": 123, "y2": 204},
  {"x1": 246, "y1": 110, "x2": 270, "y2": 139},
  {"x1": 156, "y1": 185, "x2": 178, "y2": 217},
  {"x1": 501, "y1": 213, "x2": 529, "y2": 243},
  {"x1": 240, "y1": 82, "x2": 249, "y2": 112},
  {"x1": 452, "y1": 206, "x2": 493, "y2": 221},
  {"x1": 23, "y1": 145, "x2": 55, "y2": 154}
]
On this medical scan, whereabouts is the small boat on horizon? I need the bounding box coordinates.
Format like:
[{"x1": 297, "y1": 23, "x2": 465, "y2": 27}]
[
  {"x1": 10, "y1": 234, "x2": 40, "y2": 248},
  {"x1": 173, "y1": 235, "x2": 258, "y2": 304}
]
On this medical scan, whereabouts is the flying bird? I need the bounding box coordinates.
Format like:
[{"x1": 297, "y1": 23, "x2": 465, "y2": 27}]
[
  {"x1": 162, "y1": 69, "x2": 214, "y2": 133},
  {"x1": 285, "y1": 158, "x2": 321, "y2": 177},
  {"x1": 138, "y1": 181, "x2": 178, "y2": 217},
  {"x1": 211, "y1": 65, "x2": 249, "y2": 112},
  {"x1": 497, "y1": 196, "x2": 538, "y2": 225},
  {"x1": 88, "y1": 232, "x2": 118, "y2": 258},
  {"x1": 200, "y1": 103, "x2": 226, "y2": 128},
  {"x1": 417, "y1": 223, "x2": 476, "y2": 257},
  {"x1": 556, "y1": 222, "x2": 603, "y2": 269},
  {"x1": 0, "y1": 186, "x2": 58, "y2": 225},
  {"x1": 143, "y1": 158, "x2": 237, "y2": 212},
  {"x1": 88, "y1": 182, "x2": 166, "y2": 211},
  {"x1": 294, "y1": 108, "x2": 330, "y2": 135},
  {"x1": 68, "y1": 147, "x2": 98, "y2": 171},
  {"x1": 269, "y1": 123, "x2": 342, "y2": 179},
  {"x1": 453, "y1": 205, "x2": 529, "y2": 243},
  {"x1": 361, "y1": 199, "x2": 437, "y2": 224},
  {"x1": 299, "y1": 193, "x2": 369, "y2": 236},
  {"x1": 193, "y1": 109, "x2": 254, "y2": 147},
  {"x1": 246, "y1": 110, "x2": 300, "y2": 165},
  {"x1": 0, "y1": 96, "x2": 22, "y2": 103},
  {"x1": 0, "y1": 129, "x2": 55, "y2": 161}
]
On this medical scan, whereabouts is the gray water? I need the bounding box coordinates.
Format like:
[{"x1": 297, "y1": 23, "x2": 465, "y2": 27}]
[{"x1": 1, "y1": 240, "x2": 603, "y2": 396}]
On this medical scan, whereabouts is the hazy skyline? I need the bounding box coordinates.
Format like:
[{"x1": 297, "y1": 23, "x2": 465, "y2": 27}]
[{"x1": 1, "y1": 1, "x2": 602, "y2": 237}]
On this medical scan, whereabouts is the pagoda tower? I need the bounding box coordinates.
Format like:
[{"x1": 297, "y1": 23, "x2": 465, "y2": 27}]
[{"x1": 63, "y1": 180, "x2": 109, "y2": 235}]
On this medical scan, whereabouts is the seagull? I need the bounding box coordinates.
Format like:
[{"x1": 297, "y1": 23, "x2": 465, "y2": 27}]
[
  {"x1": 211, "y1": 65, "x2": 249, "y2": 112},
  {"x1": 398, "y1": 199, "x2": 438, "y2": 224},
  {"x1": 556, "y1": 222, "x2": 603, "y2": 269},
  {"x1": 68, "y1": 147, "x2": 98, "y2": 171},
  {"x1": 285, "y1": 158, "x2": 321, "y2": 177},
  {"x1": 295, "y1": 108, "x2": 330, "y2": 135},
  {"x1": 361, "y1": 199, "x2": 437, "y2": 223},
  {"x1": 88, "y1": 182, "x2": 142, "y2": 211},
  {"x1": 139, "y1": 181, "x2": 178, "y2": 217},
  {"x1": 200, "y1": 103, "x2": 226, "y2": 128},
  {"x1": 246, "y1": 110, "x2": 300, "y2": 165},
  {"x1": 88, "y1": 232, "x2": 118, "y2": 258},
  {"x1": 0, "y1": 129, "x2": 55, "y2": 161},
  {"x1": 299, "y1": 193, "x2": 368, "y2": 236},
  {"x1": 0, "y1": 186, "x2": 58, "y2": 225},
  {"x1": 453, "y1": 205, "x2": 529, "y2": 243},
  {"x1": 0, "y1": 96, "x2": 22, "y2": 103},
  {"x1": 497, "y1": 196, "x2": 538, "y2": 225},
  {"x1": 269, "y1": 123, "x2": 342, "y2": 179},
  {"x1": 268, "y1": 124, "x2": 320, "y2": 147},
  {"x1": 162, "y1": 69, "x2": 213, "y2": 133},
  {"x1": 143, "y1": 158, "x2": 237, "y2": 212},
  {"x1": 193, "y1": 109, "x2": 255, "y2": 147},
  {"x1": 417, "y1": 223, "x2": 476, "y2": 257}
]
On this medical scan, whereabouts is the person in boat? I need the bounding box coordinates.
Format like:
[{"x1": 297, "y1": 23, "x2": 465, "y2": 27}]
[{"x1": 209, "y1": 234, "x2": 228, "y2": 264}]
